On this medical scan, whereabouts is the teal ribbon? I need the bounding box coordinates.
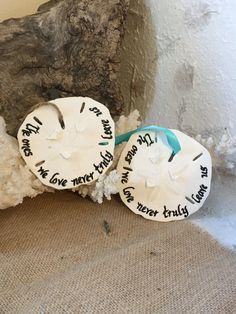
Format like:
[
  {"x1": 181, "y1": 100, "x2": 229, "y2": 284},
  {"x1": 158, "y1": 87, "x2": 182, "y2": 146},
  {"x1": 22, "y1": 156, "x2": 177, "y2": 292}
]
[{"x1": 115, "y1": 125, "x2": 181, "y2": 155}]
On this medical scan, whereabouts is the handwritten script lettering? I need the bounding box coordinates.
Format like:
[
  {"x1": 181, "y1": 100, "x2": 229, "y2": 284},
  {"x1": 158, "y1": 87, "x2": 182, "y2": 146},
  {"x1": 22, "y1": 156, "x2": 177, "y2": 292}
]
[
  {"x1": 71, "y1": 172, "x2": 94, "y2": 186},
  {"x1": 125, "y1": 145, "x2": 138, "y2": 165},
  {"x1": 190, "y1": 184, "x2": 208, "y2": 204},
  {"x1": 89, "y1": 107, "x2": 102, "y2": 117},
  {"x1": 22, "y1": 123, "x2": 40, "y2": 137},
  {"x1": 200, "y1": 165, "x2": 208, "y2": 178},
  {"x1": 94, "y1": 150, "x2": 113, "y2": 174},
  {"x1": 101, "y1": 119, "x2": 113, "y2": 140},
  {"x1": 137, "y1": 202, "x2": 158, "y2": 217},
  {"x1": 21, "y1": 139, "x2": 33, "y2": 157},
  {"x1": 123, "y1": 187, "x2": 135, "y2": 203},
  {"x1": 137, "y1": 133, "x2": 154, "y2": 147},
  {"x1": 121, "y1": 171, "x2": 130, "y2": 184},
  {"x1": 163, "y1": 204, "x2": 189, "y2": 218},
  {"x1": 49, "y1": 173, "x2": 68, "y2": 187},
  {"x1": 37, "y1": 166, "x2": 49, "y2": 179}
]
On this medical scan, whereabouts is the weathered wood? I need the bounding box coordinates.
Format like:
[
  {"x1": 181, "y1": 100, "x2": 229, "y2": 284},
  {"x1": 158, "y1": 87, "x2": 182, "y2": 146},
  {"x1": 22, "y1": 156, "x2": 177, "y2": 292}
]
[{"x1": 0, "y1": 0, "x2": 129, "y2": 135}]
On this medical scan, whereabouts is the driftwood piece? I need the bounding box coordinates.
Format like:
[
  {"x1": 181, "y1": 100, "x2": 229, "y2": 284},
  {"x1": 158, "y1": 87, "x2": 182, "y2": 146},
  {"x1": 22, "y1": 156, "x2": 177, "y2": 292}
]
[{"x1": 0, "y1": 0, "x2": 129, "y2": 135}]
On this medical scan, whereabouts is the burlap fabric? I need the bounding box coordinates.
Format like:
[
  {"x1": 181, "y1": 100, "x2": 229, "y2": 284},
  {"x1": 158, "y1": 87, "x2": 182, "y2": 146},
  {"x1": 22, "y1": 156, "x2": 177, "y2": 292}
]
[{"x1": 0, "y1": 192, "x2": 235, "y2": 313}]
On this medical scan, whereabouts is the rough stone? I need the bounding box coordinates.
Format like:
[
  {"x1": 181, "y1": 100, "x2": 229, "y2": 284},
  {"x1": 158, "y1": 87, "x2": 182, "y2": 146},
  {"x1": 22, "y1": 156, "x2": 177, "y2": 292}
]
[{"x1": 0, "y1": 0, "x2": 129, "y2": 135}]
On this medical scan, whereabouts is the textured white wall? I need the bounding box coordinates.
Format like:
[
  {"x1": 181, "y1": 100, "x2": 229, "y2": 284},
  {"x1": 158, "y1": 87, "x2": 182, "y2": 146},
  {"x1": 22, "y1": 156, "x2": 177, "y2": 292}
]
[
  {"x1": 120, "y1": 0, "x2": 236, "y2": 174},
  {"x1": 145, "y1": 0, "x2": 236, "y2": 137}
]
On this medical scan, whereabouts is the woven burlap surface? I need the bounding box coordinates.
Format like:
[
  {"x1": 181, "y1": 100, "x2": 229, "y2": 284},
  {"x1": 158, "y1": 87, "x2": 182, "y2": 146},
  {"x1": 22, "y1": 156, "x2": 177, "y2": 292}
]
[{"x1": 0, "y1": 191, "x2": 235, "y2": 314}]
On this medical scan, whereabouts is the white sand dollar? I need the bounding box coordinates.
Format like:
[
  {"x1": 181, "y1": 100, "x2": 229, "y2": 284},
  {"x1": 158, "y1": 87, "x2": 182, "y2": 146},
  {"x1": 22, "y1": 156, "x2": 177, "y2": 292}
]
[
  {"x1": 17, "y1": 97, "x2": 115, "y2": 190},
  {"x1": 117, "y1": 130, "x2": 212, "y2": 221}
]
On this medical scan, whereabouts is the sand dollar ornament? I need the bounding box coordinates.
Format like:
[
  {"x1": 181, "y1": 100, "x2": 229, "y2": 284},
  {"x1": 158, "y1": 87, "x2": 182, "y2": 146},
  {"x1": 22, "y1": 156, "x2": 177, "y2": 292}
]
[
  {"x1": 117, "y1": 127, "x2": 212, "y2": 221},
  {"x1": 17, "y1": 97, "x2": 115, "y2": 189}
]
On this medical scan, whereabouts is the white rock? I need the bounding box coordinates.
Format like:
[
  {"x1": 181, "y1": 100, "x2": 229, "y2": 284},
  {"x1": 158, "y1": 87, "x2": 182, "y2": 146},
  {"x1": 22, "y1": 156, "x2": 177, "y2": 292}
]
[
  {"x1": 196, "y1": 131, "x2": 236, "y2": 175},
  {"x1": 0, "y1": 117, "x2": 48, "y2": 210}
]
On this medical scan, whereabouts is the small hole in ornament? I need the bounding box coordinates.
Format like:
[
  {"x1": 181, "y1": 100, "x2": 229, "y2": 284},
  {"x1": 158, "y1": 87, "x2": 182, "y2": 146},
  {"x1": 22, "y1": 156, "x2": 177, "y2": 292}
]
[
  {"x1": 193, "y1": 153, "x2": 203, "y2": 161},
  {"x1": 48, "y1": 102, "x2": 65, "y2": 130},
  {"x1": 123, "y1": 166, "x2": 133, "y2": 172},
  {"x1": 168, "y1": 151, "x2": 175, "y2": 162},
  {"x1": 99, "y1": 142, "x2": 109, "y2": 146},
  {"x1": 185, "y1": 197, "x2": 195, "y2": 204},
  {"x1": 35, "y1": 160, "x2": 45, "y2": 167},
  {"x1": 155, "y1": 133, "x2": 158, "y2": 143},
  {"x1": 80, "y1": 102, "x2": 85, "y2": 113},
  {"x1": 33, "y1": 116, "x2": 43, "y2": 125},
  {"x1": 59, "y1": 117, "x2": 65, "y2": 129}
]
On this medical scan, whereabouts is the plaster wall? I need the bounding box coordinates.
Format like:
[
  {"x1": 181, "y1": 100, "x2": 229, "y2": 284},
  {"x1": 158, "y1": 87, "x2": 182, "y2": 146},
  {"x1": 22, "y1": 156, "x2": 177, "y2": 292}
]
[{"x1": 146, "y1": 0, "x2": 236, "y2": 135}]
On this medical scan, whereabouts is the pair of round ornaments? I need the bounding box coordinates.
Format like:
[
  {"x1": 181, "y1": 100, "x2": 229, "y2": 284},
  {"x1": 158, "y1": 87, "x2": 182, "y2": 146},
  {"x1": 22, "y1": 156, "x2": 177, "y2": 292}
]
[{"x1": 18, "y1": 97, "x2": 212, "y2": 222}]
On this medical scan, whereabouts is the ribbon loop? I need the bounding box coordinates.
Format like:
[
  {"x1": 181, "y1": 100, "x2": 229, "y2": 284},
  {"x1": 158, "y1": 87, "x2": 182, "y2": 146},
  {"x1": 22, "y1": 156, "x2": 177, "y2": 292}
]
[{"x1": 115, "y1": 125, "x2": 181, "y2": 155}]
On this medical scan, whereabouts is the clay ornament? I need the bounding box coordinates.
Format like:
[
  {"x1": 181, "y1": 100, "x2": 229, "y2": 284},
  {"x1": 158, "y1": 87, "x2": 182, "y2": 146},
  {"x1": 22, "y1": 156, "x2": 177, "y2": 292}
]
[
  {"x1": 17, "y1": 97, "x2": 115, "y2": 190},
  {"x1": 116, "y1": 127, "x2": 212, "y2": 221}
]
